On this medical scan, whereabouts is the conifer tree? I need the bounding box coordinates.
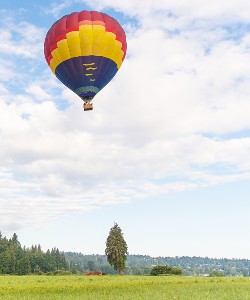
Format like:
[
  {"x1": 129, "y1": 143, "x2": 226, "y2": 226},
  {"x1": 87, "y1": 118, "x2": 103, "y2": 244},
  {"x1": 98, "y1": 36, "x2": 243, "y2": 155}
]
[{"x1": 105, "y1": 223, "x2": 128, "y2": 275}]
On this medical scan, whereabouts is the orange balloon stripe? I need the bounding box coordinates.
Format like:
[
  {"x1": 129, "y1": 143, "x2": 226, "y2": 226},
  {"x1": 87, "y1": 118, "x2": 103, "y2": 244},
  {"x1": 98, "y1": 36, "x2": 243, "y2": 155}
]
[{"x1": 79, "y1": 20, "x2": 105, "y2": 26}]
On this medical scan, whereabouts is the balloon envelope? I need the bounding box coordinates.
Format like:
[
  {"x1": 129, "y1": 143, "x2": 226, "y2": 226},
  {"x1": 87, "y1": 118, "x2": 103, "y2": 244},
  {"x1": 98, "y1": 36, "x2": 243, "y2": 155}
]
[{"x1": 44, "y1": 11, "x2": 127, "y2": 104}]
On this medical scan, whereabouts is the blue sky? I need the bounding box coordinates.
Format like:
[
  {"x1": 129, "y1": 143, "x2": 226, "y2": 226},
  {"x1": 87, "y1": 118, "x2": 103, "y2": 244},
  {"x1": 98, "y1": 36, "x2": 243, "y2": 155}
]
[{"x1": 0, "y1": 0, "x2": 250, "y2": 259}]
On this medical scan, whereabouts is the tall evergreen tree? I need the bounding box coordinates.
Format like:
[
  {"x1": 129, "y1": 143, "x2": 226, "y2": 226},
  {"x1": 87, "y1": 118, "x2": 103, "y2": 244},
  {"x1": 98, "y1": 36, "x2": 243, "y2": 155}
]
[
  {"x1": 105, "y1": 223, "x2": 128, "y2": 275},
  {"x1": 11, "y1": 233, "x2": 20, "y2": 247}
]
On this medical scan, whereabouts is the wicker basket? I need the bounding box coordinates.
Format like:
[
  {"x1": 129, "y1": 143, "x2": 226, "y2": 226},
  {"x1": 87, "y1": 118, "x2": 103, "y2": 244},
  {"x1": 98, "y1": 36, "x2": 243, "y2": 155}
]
[{"x1": 83, "y1": 103, "x2": 93, "y2": 111}]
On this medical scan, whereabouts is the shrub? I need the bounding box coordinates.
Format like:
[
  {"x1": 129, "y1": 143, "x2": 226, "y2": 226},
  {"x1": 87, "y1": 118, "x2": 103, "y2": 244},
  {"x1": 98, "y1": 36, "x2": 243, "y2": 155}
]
[
  {"x1": 150, "y1": 265, "x2": 182, "y2": 276},
  {"x1": 209, "y1": 270, "x2": 225, "y2": 277},
  {"x1": 53, "y1": 269, "x2": 71, "y2": 275}
]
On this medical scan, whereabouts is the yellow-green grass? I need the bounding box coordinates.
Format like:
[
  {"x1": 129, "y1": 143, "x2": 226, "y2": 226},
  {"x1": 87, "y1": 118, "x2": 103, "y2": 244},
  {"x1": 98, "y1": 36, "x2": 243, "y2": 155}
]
[{"x1": 1, "y1": 275, "x2": 250, "y2": 299}]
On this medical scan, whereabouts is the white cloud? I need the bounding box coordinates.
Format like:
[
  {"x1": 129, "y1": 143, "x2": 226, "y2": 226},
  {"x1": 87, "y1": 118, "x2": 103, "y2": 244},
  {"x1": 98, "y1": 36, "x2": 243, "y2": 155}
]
[
  {"x1": 0, "y1": 20, "x2": 44, "y2": 59},
  {"x1": 26, "y1": 84, "x2": 53, "y2": 101},
  {"x1": 0, "y1": 59, "x2": 16, "y2": 81},
  {"x1": 47, "y1": 0, "x2": 250, "y2": 31},
  {"x1": 79, "y1": 0, "x2": 250, "y2": 23},
  {"x1": 44, "y1": 0, "x2": 75, "y2": 18}
]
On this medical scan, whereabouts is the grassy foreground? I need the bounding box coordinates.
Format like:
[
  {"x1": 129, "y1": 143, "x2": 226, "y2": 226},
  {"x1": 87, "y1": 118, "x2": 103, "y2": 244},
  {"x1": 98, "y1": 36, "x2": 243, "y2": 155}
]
[{"x1": 1, "y1": 275, "x2": 250, "y2": 300}]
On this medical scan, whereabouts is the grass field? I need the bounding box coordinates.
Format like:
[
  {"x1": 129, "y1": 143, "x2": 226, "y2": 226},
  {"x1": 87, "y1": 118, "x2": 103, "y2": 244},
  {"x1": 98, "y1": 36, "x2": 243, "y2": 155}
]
[{"x1": 1, "y1": 275, "x2": 250, "y2": 299}]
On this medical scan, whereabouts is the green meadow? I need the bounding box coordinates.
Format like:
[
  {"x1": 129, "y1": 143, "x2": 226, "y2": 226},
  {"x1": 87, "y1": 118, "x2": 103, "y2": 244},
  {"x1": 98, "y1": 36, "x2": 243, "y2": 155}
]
[{"x1": 1, "y1": 275, "x2": 250, "y2": 300}]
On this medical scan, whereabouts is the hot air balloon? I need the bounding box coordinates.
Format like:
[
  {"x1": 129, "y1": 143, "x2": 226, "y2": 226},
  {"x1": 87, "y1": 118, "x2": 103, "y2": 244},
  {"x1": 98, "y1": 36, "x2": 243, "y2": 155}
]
[{"x1": 44, "y1": 11, "x2": 127, "y2": 111}]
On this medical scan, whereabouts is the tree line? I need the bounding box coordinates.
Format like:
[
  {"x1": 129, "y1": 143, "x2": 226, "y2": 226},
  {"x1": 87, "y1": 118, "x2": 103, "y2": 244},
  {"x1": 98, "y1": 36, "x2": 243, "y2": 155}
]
[
  {"x1": 0, "y1": 232, "x2": 67, "y2": 275},
  {"x1": 2, "y1": 228, "x2": 250, "y2": 277},
  {"x1": 64, "y1": 253, "x2": 250, "y2": 276}
]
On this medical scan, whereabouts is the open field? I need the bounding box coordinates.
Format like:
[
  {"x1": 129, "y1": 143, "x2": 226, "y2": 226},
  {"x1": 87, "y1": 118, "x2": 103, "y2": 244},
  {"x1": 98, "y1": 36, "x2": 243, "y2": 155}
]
[{"x1": 1, "y1": 275, "x2": 250, "y2": 299}]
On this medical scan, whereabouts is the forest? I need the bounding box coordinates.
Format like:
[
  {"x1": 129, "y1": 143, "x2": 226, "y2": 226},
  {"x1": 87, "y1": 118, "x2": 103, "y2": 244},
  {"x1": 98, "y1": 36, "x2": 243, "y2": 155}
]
[
  {"x1": 65, "y1": 252, "x2": 250, "y2": 276},
  {"x1": 1, "y1": 231, "x2": 250, "y2": 276},
  {"x1": 0, "y1": 232, "x2": 67, "y2": 275}
]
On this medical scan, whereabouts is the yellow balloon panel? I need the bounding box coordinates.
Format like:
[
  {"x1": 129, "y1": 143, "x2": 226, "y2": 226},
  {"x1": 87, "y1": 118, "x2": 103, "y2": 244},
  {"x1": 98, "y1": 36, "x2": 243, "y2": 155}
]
[{"x1": 49, "y1": 24, "x2": 124, "y2": 73}]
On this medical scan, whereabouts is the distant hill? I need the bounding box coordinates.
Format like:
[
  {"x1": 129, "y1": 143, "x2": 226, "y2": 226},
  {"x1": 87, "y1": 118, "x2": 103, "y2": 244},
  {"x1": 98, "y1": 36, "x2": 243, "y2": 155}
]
[{"x1": 65, "y1": 253, "x2": 250, "y2": 276}]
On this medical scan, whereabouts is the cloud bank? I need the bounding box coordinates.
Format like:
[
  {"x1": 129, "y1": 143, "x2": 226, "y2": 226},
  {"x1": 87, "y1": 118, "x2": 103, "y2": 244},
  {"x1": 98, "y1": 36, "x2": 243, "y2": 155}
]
[{"x1": 1, "y1": 1, "x2": 250, "y2": 231}]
